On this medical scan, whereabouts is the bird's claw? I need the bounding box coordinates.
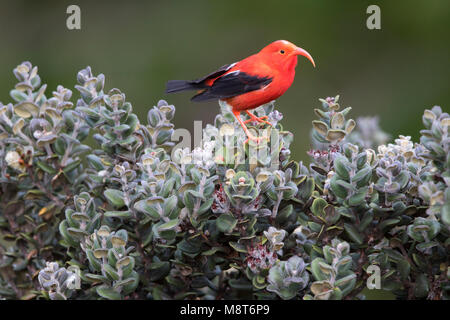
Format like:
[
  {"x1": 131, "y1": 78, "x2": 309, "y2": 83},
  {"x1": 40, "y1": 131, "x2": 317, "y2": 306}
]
[
  {"x1": 244, "y1": 135, "x2": 269, "y2": 145},
  {"x1": 243, "y1": 115, "x2": 272, "y2": 127}
]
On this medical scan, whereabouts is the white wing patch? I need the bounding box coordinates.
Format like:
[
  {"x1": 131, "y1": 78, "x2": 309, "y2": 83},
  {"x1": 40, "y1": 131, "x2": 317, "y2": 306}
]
[
  {"x1": 225, "y1": 70, "x2": 240, "y2": 77},
  {"x1": 261, "y1": 83, "x2": 271, "y2": 91}
]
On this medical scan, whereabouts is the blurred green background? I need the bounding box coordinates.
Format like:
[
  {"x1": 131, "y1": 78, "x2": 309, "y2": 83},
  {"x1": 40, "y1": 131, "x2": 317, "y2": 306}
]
[{"x1": 0, "y1": 0, "x2": 449, "y2": 162}]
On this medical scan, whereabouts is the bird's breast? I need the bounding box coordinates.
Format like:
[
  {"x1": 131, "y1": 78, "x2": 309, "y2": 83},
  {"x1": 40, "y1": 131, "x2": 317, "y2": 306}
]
[{"x1": 225, "y1": 71, "x2": 295, "y2": 111}]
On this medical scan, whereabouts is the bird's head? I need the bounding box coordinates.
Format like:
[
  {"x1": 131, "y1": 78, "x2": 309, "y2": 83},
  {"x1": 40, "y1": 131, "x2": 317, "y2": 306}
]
[{"x1": 259, "y1": 40, "x2": 316, "y2": 70}]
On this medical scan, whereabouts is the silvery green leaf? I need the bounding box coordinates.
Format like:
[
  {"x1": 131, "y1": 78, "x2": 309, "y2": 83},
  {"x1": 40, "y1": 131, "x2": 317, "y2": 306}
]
[
  {"x1": 311, "y1": 197, "x2": 327, "y2": 217},
  {"x1": 216, "y1": 213, "x2": 237, "y2": 233},
  {"x1": 344, "y1": 223, "x2": 363, "y2": 244},
  {"x1": 414, "y1": 274, "x2": 429, "y2": 298},
  {"x1": 397, "y1": 259, "x2": 411, "y2": 280},
  {"x1": 104, "y1": 189, "x2": 125, "y2": 208},
  {"x1": 229, "y1": 241, "x2": 247, "y2": 253},
  {"x1": 14, "y1": 101, "x2": 39, "y2": 118},
  {"x1": 345, "y1": 119, "x2": 356, "y2": 134},
  {"x1": 96, "y1": 286, "x2": 121, "y2": 300},
  {"x1": 10, "y1": 89, "x2": 29, "y2": 102},
  {"x1": 158, "y1": 219, "x2": 179, "y2": 231},
  {"x1": 311, "y1": 258, "x2": 329, "y2": 281},
  {"x1": 134, "y1": 199, "x2": 161, "y2": 220},
  {"x1": 334, "y1": 156, "x2": 351, "y2": 180},
  {"x1": 331, "y1": 112, "x2": 345, "y2": 129},
  {"x1": 347, "y1": 187, "x2": 367, "y2": 206},
  {"x1": 103, "y1": 264, "x2": 120, "y2": 281},
  {"x1": 310, "y1": 280, "x2": 333, "y2": 300},
  {"x1": 312, "y1": 120, "x2": 328, "y2": 136},
  {"x1": 326, "y1": 129, "x2": 346, "y2": 142},
  {"x1": 353, "y1": 166, "x2": 372, "y2": 183},
  {"x1": 104, "y1": 211, "x2": 132, "y2": 219}
]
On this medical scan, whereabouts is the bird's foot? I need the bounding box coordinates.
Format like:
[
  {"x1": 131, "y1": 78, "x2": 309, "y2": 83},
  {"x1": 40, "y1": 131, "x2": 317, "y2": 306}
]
[
  {"x1": 244, "y1": 134, "x2": 269, "y2": 145},
  {"x1": 243, "y1": 113, "x2": 272, "y2": 126}
]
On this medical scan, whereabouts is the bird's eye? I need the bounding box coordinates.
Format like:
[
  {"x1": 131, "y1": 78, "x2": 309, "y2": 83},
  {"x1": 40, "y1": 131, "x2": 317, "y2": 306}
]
[{"x1": 280, "y1": 50, "x2": 285, "y2": 54}]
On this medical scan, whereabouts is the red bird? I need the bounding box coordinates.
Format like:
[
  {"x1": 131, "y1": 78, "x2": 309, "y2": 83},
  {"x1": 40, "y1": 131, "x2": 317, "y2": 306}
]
[{"x1": 166, "y1": 40, "x2": 315, "y2": 143}]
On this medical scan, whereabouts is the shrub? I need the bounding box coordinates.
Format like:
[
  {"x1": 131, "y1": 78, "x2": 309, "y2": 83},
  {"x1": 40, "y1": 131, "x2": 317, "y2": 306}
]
[{"x1": 0, "y1": 62, "x2": 448, "y2": 300}]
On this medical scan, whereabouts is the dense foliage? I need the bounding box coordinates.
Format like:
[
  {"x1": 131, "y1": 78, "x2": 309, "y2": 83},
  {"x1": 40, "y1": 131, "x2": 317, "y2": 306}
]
[{"x1": 0, "y1": 62, "x2": 448, "y2": 300}]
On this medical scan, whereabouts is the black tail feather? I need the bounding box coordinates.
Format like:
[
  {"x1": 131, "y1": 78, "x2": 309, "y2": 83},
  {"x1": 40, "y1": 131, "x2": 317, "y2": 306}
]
[
  {"x1": 191, "y1": 91, "x2": 216, "y2": 102},
  {"x1": 166, "y1": 80, "x2": 195, "y2": 93}
]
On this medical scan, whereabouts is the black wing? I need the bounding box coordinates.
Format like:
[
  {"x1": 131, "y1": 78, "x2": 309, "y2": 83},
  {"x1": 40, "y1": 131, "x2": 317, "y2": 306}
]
[
  {"x1": 191, "y1": 63, "x2": 236, "y2": 85},
  {"x1": 166, "y1": 63, "x2": 236, "y2": 93},
  {"x1": 191, "y1": 71, "x2": 272, "y2": 102}
]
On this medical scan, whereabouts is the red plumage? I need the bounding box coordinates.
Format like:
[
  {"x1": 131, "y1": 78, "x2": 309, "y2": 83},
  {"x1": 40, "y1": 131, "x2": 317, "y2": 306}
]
[{"x1": 166, "y1": 40, "x2": 315, "y2": 142}]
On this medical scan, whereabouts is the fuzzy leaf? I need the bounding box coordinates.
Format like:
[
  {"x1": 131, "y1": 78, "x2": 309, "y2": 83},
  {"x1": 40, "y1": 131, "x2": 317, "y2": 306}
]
[
  {"x1": 96, "y1": 286, "x2": 121, "y2": 300},
  {"x1": 104, "y1": 189, "x2": 125, "y2": 208},
  {"x1": 216, "y1": 213, "x2": 237, "y2": 233}
]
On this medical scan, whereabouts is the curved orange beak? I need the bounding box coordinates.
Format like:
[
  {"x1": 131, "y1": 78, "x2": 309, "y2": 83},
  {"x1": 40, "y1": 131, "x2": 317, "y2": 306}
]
[{"x1": 294, "y1": 47, "x2": 316, "y2": 68}]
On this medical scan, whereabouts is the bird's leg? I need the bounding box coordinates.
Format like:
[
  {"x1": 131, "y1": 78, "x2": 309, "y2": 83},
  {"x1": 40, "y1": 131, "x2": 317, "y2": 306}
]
[
  {"x1": 243, "y1": 110, "x2": 272, "y2": 126},
  {"x1": 232, "y1": 110, "x2": 266, "y2": 144}
]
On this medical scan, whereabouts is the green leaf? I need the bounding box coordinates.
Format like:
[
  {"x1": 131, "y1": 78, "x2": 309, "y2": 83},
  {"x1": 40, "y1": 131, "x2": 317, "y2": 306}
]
[
  {"x1": 163, "y1": 195, "x2": 178, "y2": 217},
  {"x1": 330, "y1": 177, "x2": 348, "y2": 199},
  {"x1": 77, "y1": 106, "x2": 100, "y2": 118},
  {"x1": 113, "y1": 278, "x2": 135, "y2": 289},
  {"x1": 134, "y1": 199, "x2": 161, "y2": 220},
  {"x1": 311, "y1": 258, "x2": 329, "y2": 281},
  {"x1": 353, "y1": 166, "x2": 372, "y2": 184},
  {"x1": 14, "y1": 101, "x2": 39, "y2": 118},
  {"x1": 397, "y1": 259, "x2": 411, "y2": 281},
  {"x1": 228, "y1": 279, "x2": 253, "y2": 290},
  {"x1": 160, "y1": 179, "x2": 175, "y2": 198},
  {"x1": 336, "y1": 180, "x2": 354, "y2": 192},
  {"x1": 201, "y1": 247, "x2": 223, "y2": 256},
  {"x1": 335, "y1": 256, "x2": 352, "y2": 274},
  {"x1": 104, "y1": 211, "x2": 132, "y2": 219},
  {"x1": 54, "y1": 138, "x2": 67, "y2": 155},
  {"x1": 229, "y1": 241, "x2": 247, "y2": 253},
  {"x1": 414, "y1": 273, "x2": 429, "y2": 298},
  {"x1": 441, "y1": 202, "x2": 450, "y2": 225},
  {"x1": 297, "y1": 177, "x2": 315, "y2": 200},
  {"x1": 96, "y1": 286, "x2": 121, "y2": 300},
  {"x1": 276, "y1": 204, "x2": 293, "y2": 223},
  {"x1": 348, "y1": 187, "x2": 367, "y2": 206},
  {"x1": 83, "y1": 273, "x2": 106, "y2": 283},
  {"x1": 36, "y1": 161, "x2": 57, "y2": 174},
  {"x1": 311, "y1": 198, "x2": 327, "y2": 217},
  {"x1": 356, "y1": 153, "x2": 368, "y2": 170},
  {"x1": 10, "y1": 89, "x2": 28, "y2": 102},
  {"x1": 312, "y1": 120, "x2": 328, "y2": 136},
  {"x1": 333, "y1": 156, "x2": 350, "y2": 180},
  {"x1": 63, "y1": 160, "x2": 81, "y2": 174},
  {"x1": 103, "y1": 264, "x2": 120, "y2": 281},
  {"x1": 395, "y1": 171, "x2": 410, "y2": 189},
  {"x1": 358, "y1": 210, "x2": 373, "y2": 231},
  {"x1": 252, "y1": 275, "x2": 267, "y2": 290},
  {"x1": 198, "y1": 198, "x2": 214, "y2": 215},
  {"x1": 379, "y1": 218, "x2": 401, "y2": 231},
  {"x1": 114, "y1": 124, "x2": 130, "y2": 132},
  {"x1": 118, "y1": 136, "x2": 136, "y2": 146},
  {"x1": 216, "y1": 213, "x2": 237, "y2": 233},
  {"x1": 82, "y1": 250, "x2": 100, "y2": 272},
  {"x1": 335, "y1": 273, "x2": 356, "y2": 289},
  {"x1": 104, "y1": 189, "x2": 125, "y2": 208},
  {"x1": 344, "y1": 223, "x2": 363, "y2": 244},
  {"x1": 158, "y1": 219, "x2": 179, "y2": 231},
  {"x1": 86, "y1": 154, "x2": 105, "y2": 171}
]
